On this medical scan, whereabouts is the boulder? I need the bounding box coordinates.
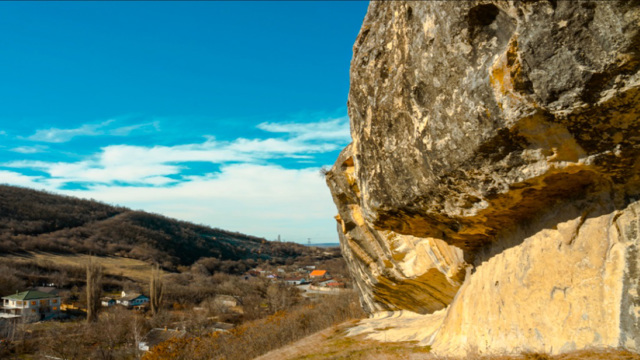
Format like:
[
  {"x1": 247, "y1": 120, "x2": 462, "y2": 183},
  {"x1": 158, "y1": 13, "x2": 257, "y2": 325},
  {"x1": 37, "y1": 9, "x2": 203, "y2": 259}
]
[{"x1": 327, "y1": 0, "x2": 640, "y2": 356}]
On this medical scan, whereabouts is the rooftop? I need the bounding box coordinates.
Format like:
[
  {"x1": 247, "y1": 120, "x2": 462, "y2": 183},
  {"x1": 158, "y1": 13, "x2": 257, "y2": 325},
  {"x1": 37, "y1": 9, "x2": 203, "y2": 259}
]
[
  {"x1": 29, "y1": 287, "x2": 59, "y2": 295},
  {"x1": 120, "y1": 293, "x2": 147, "y2": 302},
  {"x1": 309, "y1": 270, "x2": 327, "y2": 277},
  {"x1": 2, "y1": 290, "x2": 59, "y2": 301}
]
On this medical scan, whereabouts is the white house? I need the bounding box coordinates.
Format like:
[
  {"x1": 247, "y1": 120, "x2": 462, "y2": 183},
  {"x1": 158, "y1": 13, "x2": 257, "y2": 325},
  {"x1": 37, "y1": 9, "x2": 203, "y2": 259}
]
[
  {"x1": 284, "y1": 277, "x2": 307, "y2": 285},
  {"x1": 117, "y1": 292, "x2": 149, "y2": 308},
  {"x1": 1, "y1": 290, "x2": 62, "y2": 321},
  {"x1": 101, "y1": 297, "x2": 116, "y2": 307}
]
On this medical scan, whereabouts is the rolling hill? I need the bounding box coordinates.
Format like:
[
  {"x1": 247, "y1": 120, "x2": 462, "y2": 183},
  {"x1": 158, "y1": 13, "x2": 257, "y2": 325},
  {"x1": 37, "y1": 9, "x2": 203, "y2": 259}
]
[{"x1": 0, "y1": 185, "x2": 315, "y2": 268}]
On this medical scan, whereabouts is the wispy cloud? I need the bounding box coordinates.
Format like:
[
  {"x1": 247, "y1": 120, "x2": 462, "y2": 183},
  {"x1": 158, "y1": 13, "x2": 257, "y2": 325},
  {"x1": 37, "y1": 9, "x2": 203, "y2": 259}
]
[
  {"x1": 257, "y1": 116, "x2": 351, "y2": 141},
  {"x1": 4, "y1": 117, "x2": 349, "y2": 187},
  {"x1": 10, "y1": 145, "x2": 48, "y2": 154},
  {"x1": 0, "y1": 170, "x2": 46, "y2": 189},
  {"x1": 28, "y1": 121, "x2": 112, "y2": 143},
  {"x1": 27, "y1": 118, "x2": 161, "y2": 143},
  {"x1": 108, "y1": 121, "x2": 160, "y2": 136}
]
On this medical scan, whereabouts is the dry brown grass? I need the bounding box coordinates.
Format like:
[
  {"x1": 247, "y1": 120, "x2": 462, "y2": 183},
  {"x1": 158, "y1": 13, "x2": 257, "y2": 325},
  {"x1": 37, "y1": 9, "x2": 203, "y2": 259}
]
[
  {"x1": 257, "y1": 323, "x2": 431, "y2": 360},
  {"x1": 257, "y1": 321, "x2": 640, "y2": 360},
  {"x1": 1, "y1": 251, "x2": 159, "y2": 282}
]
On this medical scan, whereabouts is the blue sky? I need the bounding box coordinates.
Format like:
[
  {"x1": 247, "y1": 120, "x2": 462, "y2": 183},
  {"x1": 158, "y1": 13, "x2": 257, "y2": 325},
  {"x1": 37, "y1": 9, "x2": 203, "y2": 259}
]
[{"x1": 0, "y1": 1, "x2": 368, "y2": 243}]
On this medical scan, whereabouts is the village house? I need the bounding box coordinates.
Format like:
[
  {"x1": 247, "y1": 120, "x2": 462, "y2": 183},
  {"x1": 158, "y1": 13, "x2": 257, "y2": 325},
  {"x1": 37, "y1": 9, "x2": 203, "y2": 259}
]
[
  {"x1": 309, "y1": 270, "x2": 330, "y2": 279},
  {"x1": 318, "y1": 279, "x2": 336, "y2": 287},
  {"x1": 319, "y1": 278, "x2": 346, "y2": 288},
  {"x1": 326, "y1": 281, "x2": 346, "y2": 288},
  {"x1": 283, "y1": 277, "x2": 307, "y2": 286},
  {"x1": 1, "y1": 290, "x2": 62, "y2": 321},
  {"x1": 212, "y1": 322, "x2": 234, "y2": 332},
  {"x1": 214, "y1": 295, "x2": 239, "y2": 308},
  {"x1": 101, "y1": 297, "x2": 116, "y2": 307},
  {"x1": 117, "y1": 291, "x2": 149, "y2": 308}
]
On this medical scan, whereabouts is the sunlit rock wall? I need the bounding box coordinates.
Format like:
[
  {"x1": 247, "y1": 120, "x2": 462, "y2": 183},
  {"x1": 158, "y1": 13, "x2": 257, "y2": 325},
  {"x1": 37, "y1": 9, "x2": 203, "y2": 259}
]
[{"x1": 327, "y1": 0, "x2": 640, "y2": 356}]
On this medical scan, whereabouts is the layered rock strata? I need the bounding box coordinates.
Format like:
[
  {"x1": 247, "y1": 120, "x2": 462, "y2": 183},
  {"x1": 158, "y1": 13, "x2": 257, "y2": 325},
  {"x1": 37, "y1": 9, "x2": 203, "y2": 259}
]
[{"x1": 327, "y1": 0, "x2": 640, "y2": 356}]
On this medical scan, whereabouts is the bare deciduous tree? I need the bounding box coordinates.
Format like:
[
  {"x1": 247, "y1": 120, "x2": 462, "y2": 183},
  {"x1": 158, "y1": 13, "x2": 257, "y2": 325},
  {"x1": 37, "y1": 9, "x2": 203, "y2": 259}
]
[
  {"x1": 150, "y1": 264, "x2": 164, "y2": 316},
  {"x1": 86, "y1": 257, "x2": 103, "y2": 323}
]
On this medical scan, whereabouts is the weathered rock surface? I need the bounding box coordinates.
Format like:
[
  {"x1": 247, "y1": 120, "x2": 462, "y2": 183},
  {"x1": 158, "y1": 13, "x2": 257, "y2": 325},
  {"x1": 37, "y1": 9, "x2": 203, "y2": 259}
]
[{"x1": 326, "y1": 0, "x2": 640, "y2": 356}]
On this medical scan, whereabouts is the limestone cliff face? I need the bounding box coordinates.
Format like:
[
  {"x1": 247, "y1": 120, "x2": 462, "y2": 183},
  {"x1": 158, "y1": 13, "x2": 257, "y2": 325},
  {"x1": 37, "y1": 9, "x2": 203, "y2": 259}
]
[{"x1": 327, "y1": 0, "x2": 640, "y2": 356}]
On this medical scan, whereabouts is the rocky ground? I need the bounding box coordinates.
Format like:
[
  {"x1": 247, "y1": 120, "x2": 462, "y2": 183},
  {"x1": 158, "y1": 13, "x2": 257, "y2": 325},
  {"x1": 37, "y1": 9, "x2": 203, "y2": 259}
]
[{"x1": 256, "y1": 319, "x2": 640, "y2": 360}]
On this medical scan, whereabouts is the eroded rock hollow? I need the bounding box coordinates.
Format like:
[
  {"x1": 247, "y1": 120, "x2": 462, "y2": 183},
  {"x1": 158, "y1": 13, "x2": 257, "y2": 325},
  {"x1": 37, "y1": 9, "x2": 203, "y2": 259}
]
[{"x1": 326, "y1": 0, "x2": 640, "y2": 356}]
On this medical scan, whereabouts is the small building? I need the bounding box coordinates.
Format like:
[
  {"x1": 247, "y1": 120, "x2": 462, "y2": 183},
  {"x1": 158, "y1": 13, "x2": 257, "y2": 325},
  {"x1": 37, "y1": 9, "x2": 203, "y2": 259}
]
[
  {"x1": 1, "y1": 290, "x2": 62, "y2": 321},
  {"x1": 318, "y1": 279, "x2": 335, "y2": 287},
  {"x1": 212, "y1": 322, "x2": 234, "y2": 332},
  {"x1": 326, "y1": 281, "x2": 346, "y2": 288},
  {"x1": 101, "y1": 297, "x2": 116, "y2": 307},
  {"x1": 138, "y1": 328, "x2": 186, "y2": 352},
  {"x1": 214, "y1": 295, "x2": 238, "y2": 308},
  {"x1": 309, "y1": 270, "x2": 329, "y2": 279},
  {"x1": 284, "y1": 277, "x2": 307, "y2": 286},
  {"x1": 117, "y1": 293, "x2": 149, "y2": 308}
]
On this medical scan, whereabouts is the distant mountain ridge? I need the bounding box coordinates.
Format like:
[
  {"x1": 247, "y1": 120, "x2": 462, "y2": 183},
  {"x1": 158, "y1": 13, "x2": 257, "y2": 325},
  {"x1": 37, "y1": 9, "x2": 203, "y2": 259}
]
[
  {"x1": 309, "y1": 243, "x2": 340, "y2": 248},
  {"x1": 0, "y1": 185, "x2": 311, "y2": 267}
]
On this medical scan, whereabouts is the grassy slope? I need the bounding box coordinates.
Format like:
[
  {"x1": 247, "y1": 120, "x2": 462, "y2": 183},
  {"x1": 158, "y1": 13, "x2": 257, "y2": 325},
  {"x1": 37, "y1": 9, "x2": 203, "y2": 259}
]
[{"x1": 0, "y1": 251, "x2": 157, "y2": 283}]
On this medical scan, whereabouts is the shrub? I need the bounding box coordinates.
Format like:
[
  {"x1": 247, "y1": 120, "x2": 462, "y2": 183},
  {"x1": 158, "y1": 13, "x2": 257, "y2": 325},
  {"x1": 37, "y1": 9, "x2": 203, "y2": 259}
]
[{"x1": 144, "y1": 291, "x2": 365, "y2": 360}]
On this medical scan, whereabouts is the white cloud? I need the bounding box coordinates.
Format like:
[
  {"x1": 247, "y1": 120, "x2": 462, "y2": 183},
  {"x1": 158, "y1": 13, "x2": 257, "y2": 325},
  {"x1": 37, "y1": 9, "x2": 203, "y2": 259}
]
[
  {"x1": 0, "y1": 170, "x2": 48, "y2": 190},
  {"x1": 27, "y1": 118, "x2": 161, "y2": 143},
  {"x1": 5, "y1": 116, "x2": 350, "y2": 242},
  {"x1": 108, "y1": 121, "x2": 160, "y2": 136},
  {"x1": 257, "y1": 116, "x2": 351, "y2": 142},
  {"x1": 28, "y1": 121, "x2": 112, "y2": 143},
  {"x1": 10, "y1": 145, "x2": 48, "y2": 154},
  {"x1": 59, "y1": 164, "x2": 339, "y2": 242},
  {"x1": 5, "y1": 159, "x2": 182, "y2": 186},
  {"x1": 6, "y1": 117, "x2": 349, "y2": 186},
  {"x1": 225, "y1": 137, "x2": 340, "y2": 154}
]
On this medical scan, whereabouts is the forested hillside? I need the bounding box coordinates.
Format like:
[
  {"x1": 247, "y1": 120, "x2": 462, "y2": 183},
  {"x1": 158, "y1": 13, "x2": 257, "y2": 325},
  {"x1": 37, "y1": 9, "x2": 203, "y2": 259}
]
[{"x1": 0, "y1": 185, "x2": 315, "y2": 268}]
